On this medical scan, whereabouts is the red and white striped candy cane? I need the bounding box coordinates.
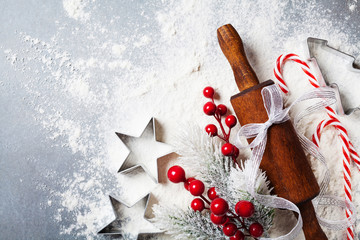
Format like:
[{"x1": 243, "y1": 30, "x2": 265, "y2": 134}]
[
  {"x1": 313, "y1": 119, "x2": 355, "y2": 239},
  {"x1": 274, "y1": 54, "x2": 338, "y2": 119},
  {"x1": 274, "y1": 53, "x2": 360, "y2": 240},
  {"x1": 274, "y1": 53, "x2": 320, "y2": 93}
]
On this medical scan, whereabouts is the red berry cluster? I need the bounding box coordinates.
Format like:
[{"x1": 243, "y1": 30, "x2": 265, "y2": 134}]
[
  {"x1": 167, "y1": 165, "x2": 264, "y2": 239},
  {"x1": 203, "y1": 87, "x2": 239, "y2": 165}
]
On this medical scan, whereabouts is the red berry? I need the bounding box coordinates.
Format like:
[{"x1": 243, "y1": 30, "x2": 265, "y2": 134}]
[
  {"x1": 207, "y1": 187, "x2": 219, "y2": 200},
  {"x1": 221, "y1": 143, "x2": 234, "y2": 156},
  {"x1": 189, "y1": 180, "x2": 205, "y2": 196},
  {"x1": 205, "y1": 124, "x2": 217, "y2": 137},
  {"x1": 216, "y1": 104, "x2": 227, "y2": 116},
  {"x1": 191, "y1": 198, "x2": 205, "y2": 212},
  {"x1": 249, "y1": 222, "x2": 264, "y2": 237},
  {"x1": 203, "y1": 86, "x2": 214, "y2": 98},
  {"x1": 210, "y1": 198, "x2": 229, "y2": 216},
  {"x1": 225, "y1": 115, "x2": 237, "y2": 128},
  {"x1": 222, "y1": 217, "x2": 230, "y2": 226},
  {"x1": 235, "y1": 200, "x2": 255, "y2": 218},
  {"x1": 210, "y1": 213, "x2": 227, "y2": 225},
  {"x1": 230, "y1": 230, "x2": 245, "y2": 240},
  {"x1": 167, "y1": 165, "x2": 186, "y2": 183},
  {"x1": 223, "y1": 223, "x2": 238, "y2": 237},
  {"x1": 233, "y1": 146, "x2": 239, "y2": 158},
  {"x1": 203, "y1": 102, "x2": 216, "y2": 115},
  {"x1": 184, "y1": 177, "x2": 196, "y2": 191}
]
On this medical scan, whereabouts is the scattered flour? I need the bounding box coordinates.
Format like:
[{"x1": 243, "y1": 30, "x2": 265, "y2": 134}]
[
  {"x1": 111, "y1": 44, "x2": 126, "y2": 58},
  {"x1": 348, "y1": 0, "x2": 358, "y2": 12},
  {"x1": 63, "y1": 0, "x2": 92, "y2": 22},
  {"x1": 3, "y1": 0, "x2": 360, "y2": 239},
  {"x1": 134, "y1": 35, "x2": 151, "y2": 48}
]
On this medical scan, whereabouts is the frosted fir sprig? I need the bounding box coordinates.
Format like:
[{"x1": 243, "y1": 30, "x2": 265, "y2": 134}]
[
  {"x1": 159, "y1": 126, "x2": 275, "y2": 237},
  {"x1": 175, "y1": 127, "x2": 272, "y2": 198},
  {"x1": 229, "y1": 160, "x2": 275, "y2": 233},
  {"x1": 154, "y1": 86, "x2": 275, "y2": 239},
  {"x1": 176, "y1": 126, "x2": 234, "y2": 201},
  {"x1": 152, "y1": 205, "x2": 225, "y2": 240}
]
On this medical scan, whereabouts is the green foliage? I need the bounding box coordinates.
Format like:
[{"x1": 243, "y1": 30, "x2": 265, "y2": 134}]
[
  {"x1": 152, "y1": 205, "x2": 225, "y2": 240},
  {"x1": 153, "y1": 126, "x2": 275, "y2": 238}
]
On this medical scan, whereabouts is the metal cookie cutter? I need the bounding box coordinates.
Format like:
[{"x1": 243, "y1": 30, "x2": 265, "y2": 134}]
[
  {"x1": 110, "y1": 165, "x2": 158, "y2": 209},
  {"x1": 98, "y1": 193, "x2": 162, "y2": 238},
  {"x1": 116, "y1": 117, "x2": 172, "y2": 183},
  {"x1": 307, "y1": 37, "x2": 360, "y2": 115}
]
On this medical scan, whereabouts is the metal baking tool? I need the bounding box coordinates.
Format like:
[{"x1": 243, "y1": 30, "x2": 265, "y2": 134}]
[
  {"x1": 307, "y1": 37, "x2": 360, "y2": 115},
  {"x1": 98, "y1": 193, "x2": 162, "y2": 238},
  {"x1": 143, "y1": 192, "x2": 160, "y2": 222},
  {"x1": 116, "y1": 117, "x2": 172, "y2": 183},
  {"x1": 110, "y1": 165, "x2": 158, "y2": 207},
  {"x1": 306, "y1": 56, "x2": 345, "y2": 115}
]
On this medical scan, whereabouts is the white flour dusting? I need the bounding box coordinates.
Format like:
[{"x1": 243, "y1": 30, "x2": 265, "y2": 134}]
[
  {"x1": 63, "y1": 0, "x2": 92, "y2": 22},
  {"x1": 348, "y1": 0, "x2": 358, "y2": 12},
  {"x1": 3, "y1": 0, "x2": 360, "y2": 239}
]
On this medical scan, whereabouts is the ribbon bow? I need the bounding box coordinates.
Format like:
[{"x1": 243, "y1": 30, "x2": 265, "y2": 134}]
[
  {"x1": 237, "y1": 85, "x2": 289, "y2": 149},
  {"x1": 237, "y1": 84, "x2": 336, "y2": 150}
]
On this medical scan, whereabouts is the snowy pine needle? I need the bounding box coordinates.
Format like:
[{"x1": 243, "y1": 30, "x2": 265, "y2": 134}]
[
  {"x1": 153, "y1": 125, "x2": 275, "y2": 237},
  {"x1": 152, "y1": 205, "x2": 225, "y2": 240},
  {"x1": 175, "y1": 126, "x2": 233, "y2": 187}
]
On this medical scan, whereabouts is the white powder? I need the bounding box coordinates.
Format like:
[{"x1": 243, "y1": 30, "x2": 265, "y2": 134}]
[
  {"x1": 4, "y1": 49, "x2": 18, "y2": 65},
  {"x1": 63, "y1": 0, "x2": 92, "y2": 22},
  {"x1": 111, "y1": 44, "x2": 126, "y2": 58},
  {"x1": 3, "y1": 0, "x2": 360, "y2": 239},
  {"x1": 134, "y1": 36, "x2": 151, "y2": 48},
  {"x1": 348, "y1": 0, "x2": 358, "y2": 12}
]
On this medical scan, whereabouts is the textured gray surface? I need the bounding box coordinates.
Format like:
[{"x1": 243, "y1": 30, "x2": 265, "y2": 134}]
[
  {"x1": 0, "y1": 1, "x2": 158, "y2": 239},
  {"x1": 1, "y1": 0, "x2": 360, "y2": 239}
]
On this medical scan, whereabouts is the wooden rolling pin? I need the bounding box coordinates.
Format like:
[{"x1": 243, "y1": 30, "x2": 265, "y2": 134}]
[{"x1": 217, "y1": 24, "x2": 327, "y2": 239}]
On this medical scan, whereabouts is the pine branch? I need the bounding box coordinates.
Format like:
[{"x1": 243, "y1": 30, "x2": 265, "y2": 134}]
[
  {"x1": 175, "y1": 126, "x2": 234, "y2": 200},
  {"x1": 161, "y1": 125, "x2": 275, "y2": 237},
  {"x1": 152, "y1": 205, "x2": 225, "y2": 240},
  {"x1": 229, "y1": 160, "x2": 275, "y2": 233}
]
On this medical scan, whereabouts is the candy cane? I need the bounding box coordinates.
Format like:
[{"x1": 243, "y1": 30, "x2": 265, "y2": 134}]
[
  {"x1": 313, "y1": 119, "x2": 354, "y2": 239},
  {"x1": 274, "y1": 54, "x2": 337, "y2": 119},
  {"x1": 274, "y1": 53, "x2": 360, "y2": 167},
  {"x1": 274, "y1": 53, "x2": 319, "y2": 93},
  {"x1": 274, "y1": 53, "x2": 359, "y2": 240}
]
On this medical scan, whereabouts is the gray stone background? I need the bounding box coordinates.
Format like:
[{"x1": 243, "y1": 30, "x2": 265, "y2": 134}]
[{"x1": 1, "y1": 0, "x2": 360, "y2": 239}]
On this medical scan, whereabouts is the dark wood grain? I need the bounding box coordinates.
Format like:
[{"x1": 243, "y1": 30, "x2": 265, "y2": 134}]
[
  {"x1": 298, "y1": 201, "x2": 328, "y2": 239},
  {"x1": 217, "y1": 24, "x2": 259, "y2": 91},
  {"x1": 218, "y1": 24, "x2": 327, "y2": 239}
]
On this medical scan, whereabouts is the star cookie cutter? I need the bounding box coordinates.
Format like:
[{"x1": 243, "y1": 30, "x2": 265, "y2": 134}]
[
  {"x1": 98, "y1": 193, "x2": 162, "y2": 238},
  {"x1": 110, "y1": 165, "x2": 157, "y2": 208},
  {"x1": 116, "y1": 117, "x2": 172, "y2": 183}
]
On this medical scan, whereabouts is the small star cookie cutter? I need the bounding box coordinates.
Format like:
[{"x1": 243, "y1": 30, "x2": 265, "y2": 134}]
[
  {"x1": 110, "y1": 165, "x2": 157, "y2": 208},
  {"x1": 116, "y1": 117, "x2": 172, "y2": 183},
  {"x1": 98, "y1": 193, "x2": 162, "y2": 238}
]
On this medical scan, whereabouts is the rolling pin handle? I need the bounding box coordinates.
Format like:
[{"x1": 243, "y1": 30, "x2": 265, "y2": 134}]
[
  {"x1": 217, "y1": 24, "x2": 260, "y2": 91},
  {"x1": 298, "y1": 201, "x2": 328, "y2": 239}
]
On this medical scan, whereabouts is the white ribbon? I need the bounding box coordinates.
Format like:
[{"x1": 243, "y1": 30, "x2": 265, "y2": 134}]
[{"x1": 235, "y1": 84, "x2": 355, "y2": 239}]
